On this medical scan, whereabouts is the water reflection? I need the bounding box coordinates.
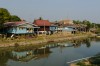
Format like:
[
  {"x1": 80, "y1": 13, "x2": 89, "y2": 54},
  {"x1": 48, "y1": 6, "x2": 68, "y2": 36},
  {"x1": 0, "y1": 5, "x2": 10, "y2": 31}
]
[
  {"x1": 0, "y1": 37, "x2": 100, "y2": 66},
  {"x1": 71, "y1": 38, "x2": 91, "y2": 48},
  {"x1": 11, "y1": 47, "x2": 51, "y2": 62},
  {"x1": 95, "y1": 37, "x2": 100, "y2": 42},
  {"x1": 0, "y1": 47, "x2": 51, "y2": 65},
  {"x1": 0, "y1": 50, "x2": 12, "y2": 66}
]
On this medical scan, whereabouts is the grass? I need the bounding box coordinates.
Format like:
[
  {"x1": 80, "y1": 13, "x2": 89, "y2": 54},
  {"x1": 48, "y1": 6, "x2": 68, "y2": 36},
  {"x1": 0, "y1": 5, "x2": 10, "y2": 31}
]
[
  {"x1": 0, "y1": 32, "x2": 95, "y2": 47},
  {"x1": 76, "y1": 61, "x2": 86, "y2": 66}
]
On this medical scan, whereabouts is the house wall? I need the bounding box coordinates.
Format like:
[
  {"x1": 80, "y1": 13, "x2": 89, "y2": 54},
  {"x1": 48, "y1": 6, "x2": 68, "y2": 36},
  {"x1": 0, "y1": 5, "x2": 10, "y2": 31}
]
[
  {"x1": 50, "y1": 26, "x2": 57, "y2": 31},
  {"x1": 62, "y1": 27, "x2": 75, "y2": 32},
  {"x1": 38, "y1": 26, "x2": 50, "y2": 31},
  {"x1": 62, "y1": 27, "x2": 77, "y2": 34},
  {"x1": 6, "y1": 27, "x2": 34, "y2": 34}
]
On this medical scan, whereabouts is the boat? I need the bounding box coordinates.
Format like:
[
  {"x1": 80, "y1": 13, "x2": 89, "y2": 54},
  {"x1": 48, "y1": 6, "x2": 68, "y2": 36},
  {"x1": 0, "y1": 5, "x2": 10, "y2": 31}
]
[
  {"x1": 96, "y1": 34, "x2": 100, "y2": 38},
  {"x1": 58, "y1": 43, "x2": 73, "y2": 47}
]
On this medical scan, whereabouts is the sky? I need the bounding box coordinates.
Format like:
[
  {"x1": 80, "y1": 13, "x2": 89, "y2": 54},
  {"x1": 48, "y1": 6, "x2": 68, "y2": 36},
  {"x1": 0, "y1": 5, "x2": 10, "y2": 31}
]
[{"x1": 0, "y1": 0, "x2": 100, "y2": 23}]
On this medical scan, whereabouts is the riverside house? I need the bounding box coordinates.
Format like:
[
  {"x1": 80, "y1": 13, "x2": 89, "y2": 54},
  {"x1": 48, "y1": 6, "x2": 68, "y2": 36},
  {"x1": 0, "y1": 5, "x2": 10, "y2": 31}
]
[
  {"x1": 3, "y1": 21, "x2": 39, "y2": 37},
  {"x1": 74, "y1": 24, "x2": 87, "y2": 32},
  {"x1": 33, "y1": 19, "x2": 51, "y2": 34},
  {"x1": 50, "y1": 22, "x2": 58, "y2": 34},
  {"x1": 58, "y1": 19, "x2": 77, "y2": 34}
]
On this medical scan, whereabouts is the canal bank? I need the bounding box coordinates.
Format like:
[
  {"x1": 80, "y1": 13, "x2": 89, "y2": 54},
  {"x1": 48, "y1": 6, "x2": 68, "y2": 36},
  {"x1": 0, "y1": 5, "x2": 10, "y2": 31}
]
[
  {"x1": 70, "y1": 54, "x2": 100, "y2": 66},
  {"x1": 0, "y1": 32, "x2": 96, "y2": 48},
  {"x1": 0, "y1": 36, "x2": 100, "y2": 66}
]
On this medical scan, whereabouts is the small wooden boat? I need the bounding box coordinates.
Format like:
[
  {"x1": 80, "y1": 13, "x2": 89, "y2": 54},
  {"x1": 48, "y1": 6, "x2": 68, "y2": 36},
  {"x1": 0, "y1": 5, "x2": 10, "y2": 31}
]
[
  {"x1": 96, "y1": 34, "x2": 100, "y2": 38},
  {"x1": 58, "y1": 43, "x2": 73, "y2": 47}
]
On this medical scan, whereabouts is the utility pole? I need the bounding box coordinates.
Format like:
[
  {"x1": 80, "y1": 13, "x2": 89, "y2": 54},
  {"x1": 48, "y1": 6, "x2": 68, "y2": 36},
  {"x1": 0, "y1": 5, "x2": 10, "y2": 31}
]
[
  {"x1": 44, "y1": 21, "x2": 46, "y2": 35},
  {"x1": 94, "y1": 23, "x2": 96, "y2": 33},
  {"x1": 43, "y1": 21, "x2": 46, "y2": 41}
]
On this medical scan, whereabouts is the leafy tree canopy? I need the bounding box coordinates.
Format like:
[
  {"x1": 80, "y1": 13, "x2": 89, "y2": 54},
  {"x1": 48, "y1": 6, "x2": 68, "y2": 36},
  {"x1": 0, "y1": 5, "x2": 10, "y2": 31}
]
[
  {"x1": 39, "y1": 17, "x2": 43, "y2": 20},
  {"x1": 73, "y1": 20, "x2": 96, "y2": 28},
  {"x1": 0, "y1": 8, "x2": 21, "y2": 29},
  {"x1": 0, "y1": 8, "x2": 11, "y2": 22},
  {"x1": 10, "y1": 15, "x2": 21, "y2": 22}
]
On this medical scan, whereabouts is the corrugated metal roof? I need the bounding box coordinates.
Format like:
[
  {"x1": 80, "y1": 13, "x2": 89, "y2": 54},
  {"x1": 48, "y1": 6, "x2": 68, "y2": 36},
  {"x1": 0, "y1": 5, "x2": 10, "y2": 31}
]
[
  {"x1": 4, "y1": 21, "x2": 39, "y2": 28},
  {"x1": 4, "y1": 21, "x2": 26, "y2": 26}
]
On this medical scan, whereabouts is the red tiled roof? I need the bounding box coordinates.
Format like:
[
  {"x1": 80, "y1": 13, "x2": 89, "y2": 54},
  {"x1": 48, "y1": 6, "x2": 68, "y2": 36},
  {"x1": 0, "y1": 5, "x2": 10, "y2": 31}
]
[{"x1": 33, "y1": 20, "x2": 51, "y2": 26}]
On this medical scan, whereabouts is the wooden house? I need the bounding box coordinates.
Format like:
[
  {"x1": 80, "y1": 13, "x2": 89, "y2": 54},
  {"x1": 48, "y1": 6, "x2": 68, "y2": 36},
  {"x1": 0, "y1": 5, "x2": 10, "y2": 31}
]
[
  {"x1": 62, "y1": 25, "x2": 77, "y2": 34},
  {"x1": 58, "y1": 19, "x2": 77, "y2": 34},
  {"x1": 33, "y1": 19, "x2": 51, "y2": 34},
  {"x1": 3, "y1": 21, "x2": 39, "y2": 37},
  {"x1": 50, "y1": 22, "x2": 58, "y2": 34}
]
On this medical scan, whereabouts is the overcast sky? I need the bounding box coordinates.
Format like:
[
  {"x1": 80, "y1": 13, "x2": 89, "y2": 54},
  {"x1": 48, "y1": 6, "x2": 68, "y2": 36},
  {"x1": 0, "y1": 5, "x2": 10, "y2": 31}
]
[{"x1": 0, "y1": 0, "x2": 100, "y2": 23}]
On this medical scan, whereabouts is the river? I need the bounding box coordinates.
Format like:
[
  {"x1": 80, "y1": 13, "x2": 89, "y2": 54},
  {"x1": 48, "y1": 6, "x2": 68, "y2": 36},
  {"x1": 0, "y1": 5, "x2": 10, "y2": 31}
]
[{"x1": 0, "y1": 37, "x2": 100, "y2": 66}]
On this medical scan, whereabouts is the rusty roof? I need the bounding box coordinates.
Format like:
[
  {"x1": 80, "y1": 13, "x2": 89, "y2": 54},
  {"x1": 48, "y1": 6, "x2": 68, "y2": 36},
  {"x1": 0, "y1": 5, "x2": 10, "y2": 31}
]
[{"x1": 33, "y1": 20, "x2": 51, "y2": 26}]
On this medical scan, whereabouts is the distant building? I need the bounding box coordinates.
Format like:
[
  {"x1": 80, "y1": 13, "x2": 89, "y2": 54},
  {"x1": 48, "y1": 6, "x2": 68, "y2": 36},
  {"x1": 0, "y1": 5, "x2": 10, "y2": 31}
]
[
  {"x1": 59, "y1": 19, "x2": 74, "y2": 25},
  {"x1": 56, "y1": 19, "x2": 76, "y2": 33}
]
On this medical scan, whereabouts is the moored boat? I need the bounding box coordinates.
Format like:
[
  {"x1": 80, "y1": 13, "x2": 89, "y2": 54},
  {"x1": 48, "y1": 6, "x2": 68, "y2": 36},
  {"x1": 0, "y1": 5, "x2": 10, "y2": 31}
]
[{"x1": 96, "y1": 34, "x2": 100, "y2": 38}]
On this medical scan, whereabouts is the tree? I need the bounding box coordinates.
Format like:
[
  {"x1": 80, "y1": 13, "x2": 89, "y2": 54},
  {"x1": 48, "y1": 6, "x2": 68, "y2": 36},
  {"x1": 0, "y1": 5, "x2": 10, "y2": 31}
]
[
  {"x1": 39, "y1": 17, "x2": 43, "y2": 20},
  {"x1": 0, "y1": 8, "x2": 11, "y2": 22},
  {"x1": 0, "y1": 8, "x2": 21, "y2": 29},
  {"x1": 73, "y1": 20, "x2": 82, "y2": 24},
  {"x1": 0, "y1": 12, "x2": 4, "y2": 29},
  {"x1": 96, "y1": 24, "x2": 100, "y2": 28},
  {"x1": 82, "y1": 20, "x2": 92, "y2": 31},
  {"x1": 0, "y1": 8, "x2": 11, "y2": 29},
  {"x1": 10, "y1": 15, "x2": 21, "y2": 22}
]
